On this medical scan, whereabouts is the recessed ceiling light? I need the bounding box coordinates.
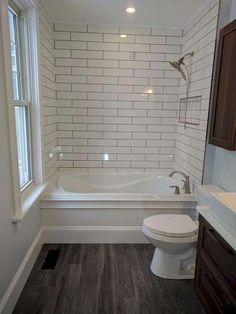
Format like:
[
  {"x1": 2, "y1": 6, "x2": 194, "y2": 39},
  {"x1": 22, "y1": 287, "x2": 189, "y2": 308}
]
[
  {"x1": 126, "y1": 7, "x2": 136, "y2": 13},
  {"x1": 120, "y1": 34, "x2": 127, "y2": 38}
]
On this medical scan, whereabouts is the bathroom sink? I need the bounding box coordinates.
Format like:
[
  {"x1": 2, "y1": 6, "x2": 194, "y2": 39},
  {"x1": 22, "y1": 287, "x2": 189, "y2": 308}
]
[
  {"x1": 209, "y1": 192, "x2": 236, "y2": 237},
  {"x1": 214, "y1": 192, "x2": 236, "y2": 210}
]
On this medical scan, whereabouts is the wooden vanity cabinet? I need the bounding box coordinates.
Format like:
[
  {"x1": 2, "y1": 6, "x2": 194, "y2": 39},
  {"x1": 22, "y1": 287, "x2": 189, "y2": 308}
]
[
  {"x1": 195, "y1": 215, "x2": 236, "y2": 313},
  {"x1": 209, "y1": 19, "x2": 236, "y2": 150}
]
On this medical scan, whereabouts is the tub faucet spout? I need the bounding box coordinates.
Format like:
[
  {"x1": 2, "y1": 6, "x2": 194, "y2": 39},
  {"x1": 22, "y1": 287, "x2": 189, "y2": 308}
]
[{"x1": 169, "y1": 171, "x2": 191, "y2": 194}]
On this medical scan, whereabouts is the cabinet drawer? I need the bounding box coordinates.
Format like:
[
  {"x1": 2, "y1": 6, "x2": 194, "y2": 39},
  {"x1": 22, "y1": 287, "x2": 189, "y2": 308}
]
[
  {"x1": 196, "y1": 254, "x2": 236, "y2": 314},
  {"x1": 200, "y1": 217, "x2": 236, "y2": 289}
]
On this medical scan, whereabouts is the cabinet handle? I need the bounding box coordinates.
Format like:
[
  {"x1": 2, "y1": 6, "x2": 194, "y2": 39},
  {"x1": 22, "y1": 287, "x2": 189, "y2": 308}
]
[{"x1": 208, "y1": 228, "x2": 235, "y2": 256}]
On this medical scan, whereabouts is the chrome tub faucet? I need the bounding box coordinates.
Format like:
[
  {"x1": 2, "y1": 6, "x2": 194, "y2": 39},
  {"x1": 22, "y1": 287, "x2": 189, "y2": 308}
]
[{"x1": 169, "y1": 171, "x2": 191, "y2": 194}]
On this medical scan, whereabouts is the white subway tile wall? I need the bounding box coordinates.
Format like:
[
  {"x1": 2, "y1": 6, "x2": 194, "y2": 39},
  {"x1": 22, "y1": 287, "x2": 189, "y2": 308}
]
[
  {"x1": 38, "y1": 0, "x2": 219, "y2": 179},
  {"x1": 39, "y1": 3, "x2": 57, "y2": 179},
  {"x1": 174, "y1": 0, "x2": 219, "y2": 184},
  {"x1": 54, "y1": 24, "x2": 182, "y2": 172}
]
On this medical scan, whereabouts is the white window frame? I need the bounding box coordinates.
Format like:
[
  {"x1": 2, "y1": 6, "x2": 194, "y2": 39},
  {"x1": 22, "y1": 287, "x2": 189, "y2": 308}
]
[{"x1": 1, "y1": 0, "x2": 45, "y2": 223}]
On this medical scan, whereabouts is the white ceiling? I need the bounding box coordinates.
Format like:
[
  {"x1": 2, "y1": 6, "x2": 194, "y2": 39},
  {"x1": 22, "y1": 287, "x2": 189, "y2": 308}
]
[{"x1": 44, "y1": 0, "x2": 209, "y2": 28}]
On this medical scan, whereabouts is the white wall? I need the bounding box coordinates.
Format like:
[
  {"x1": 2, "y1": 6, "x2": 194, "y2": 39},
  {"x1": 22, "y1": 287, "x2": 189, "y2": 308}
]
[
  {"x1": 0, "y1": 2, "x2": 41, "y2": 302},
  {"x1": 174, "y1": 0, "x2": 219, "y2": 185},
  {"x1": 54, "y1": 24, "x2": 182, "y2": 173},
  {"x1": 210, "y1": 0, "x2": 236, "y2": 192},
  {"x1": 39, "y1": 3, "x2": 58, "y2": 180}
]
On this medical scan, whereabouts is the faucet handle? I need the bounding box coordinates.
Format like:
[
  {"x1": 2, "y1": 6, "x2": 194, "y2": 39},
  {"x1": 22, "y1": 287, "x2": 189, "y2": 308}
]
[{"x1": 170, "y1": 185, "x2": 180, "y2": 195}]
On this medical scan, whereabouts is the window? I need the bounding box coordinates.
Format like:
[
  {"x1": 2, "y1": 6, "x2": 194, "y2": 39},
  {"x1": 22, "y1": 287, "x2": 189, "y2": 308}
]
[{"x1": 8, "y1": 6, "x2": 32, "y2": 190}]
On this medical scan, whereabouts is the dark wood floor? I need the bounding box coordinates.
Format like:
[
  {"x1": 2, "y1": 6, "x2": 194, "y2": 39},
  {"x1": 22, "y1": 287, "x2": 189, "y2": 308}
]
[{"x1": 13, "y1": 244, "x2": 204, "y2": 314}]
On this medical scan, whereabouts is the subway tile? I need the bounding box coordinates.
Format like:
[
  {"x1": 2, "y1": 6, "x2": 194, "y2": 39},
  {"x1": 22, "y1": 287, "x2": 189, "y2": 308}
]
[
  {"x1": 103, "y1": 161, "x2": 130, "y2": 168},
  {"x1": 73, "y1": 131, "x2": 103, "y2": 138},
  {"x1": 72, "y1": 67, "x2": 103, "y2": 75},
  {"x1": 104, "y1": 146, "x2": 131, "y2": 153},
  {"x1": 74, "y1": 161, "x2": 103, "y2": 167},
  {"x1": 88, "y1": 25, "x2": 119, "y2": 33},
  {"x1": 57, "y1": 107, "x2": 87, "y2": 115},
  {"x1": 135, "y1": 53, "x2": 165, "y2": 61},
  {"x1": 88, "y1": 59, "x2": 119, "y2": 68},
  {"x1": 103, "y1": 68, "x2": 133, "y2": 77},
  {"x1": 103, "y1": 85, "x2": 133, "y2": 93},
  {"x1": 54, "y1": 32, "x2": 70, "y2": 40},
  {"x1": 88, "y1": 76, "x2": 118, "y2": 84},
  {"x1": 133, "y1": 117, "x2": 162, "y2": 124},
  {"x1": 120, "y1": 26, "x2": 151, "y2": 35},
  {"x1": 55, "y1": 23, "x2": 87, "y2": 32},
  {"x1": 118, "y1": 140, "x2": 146, "y2": 147},
  {"x1": 119, "y1": 93, "x2": 148, "y2": 101},
  {"x1": 72, "y1": 84, "x2": 102, "y2": 92},
  {"x1": 104, "y1": 34, "x2": 135, "y2": 43},
  {"x1": 73, "y1": 116, "x2": 102, "y2": 123},
  {"x1": 58, "y1": 123, "x2": 87, "y2": 131},
  {"x1": 57, "y1": 91, "x2": 87, "y2": 100},
  {"x1": 71, "y1": 32, "x2": 103, "y2": 41},
  {"x1": 118, "y1": 109, "x2": 147, "y2": 117},
  {"x1": 55, "y1": 41, "x2": 87, "y2": 50},
  {"x1": 152, "y1": 27, "x2": 182, "y2": 36},
  {"x1": 117, "y1": 154, "x2": 145, "y2": 161},
  {"x1": 119, "y1": 60, "x2": 149, "y2": 69},
  {"x1": 88, "y1": 92, "x2": 118, "y2": 101},
  {"x1": 72, "y1": 50, "x2": 103, "y2": 59},
  {"x1": 151, "y1": 44, "x2": 181, "y2": 53},
  {"x1": 135, "y1": 35, "x2": 166, "y2": 44},
  {"x1": 56, "y1": 75, "x2": 87, "y2": 83},
  {"x1": 134, "y1": 69, "x2": 164, "y2": 77},
  {"x1": 88, "y1": 139, "x2": 117, "y2": 146},
  {"x1": 120, "y1": 43, "x2": 150, "y2": 52},
  {"x1": 104, "y1": 51, "x2": 134, "y2": 60},
  {"x1": 118, "y1": 124, "x2": 146, "y2": 132},
  {"x1": 54, "y1": 50, "x2": 71, "y2": 58},
  {"x1": 103, "y1": 117, "x2": 132, "y2": 124},
  {"x1": 103, "y1": 101, "x2": 132, "y2": 109},
  {"x1": 88, "y1": 124, "x2": 117, "y2": 131},
  {"x1": 73, "y1": 100, "x2": 102, "y2": 108},
  {"x1": 103, "y1": 132, "x2": 132, "y2": 139},
  {"x1": 88, "y1": 42, "x2": 119, "y2": 51},
  {"x1": 56, "y1": 58, "x2": 87, "y2": 67},
  {"x1": 88, "y1": 108, "x2": 117, "y2": 116},
  {"x1": 132, "y1": 132, "x2": 161, "y2": 140},
  {"x1": 119, "y1": 77, "x2": 148, "y2": 85}
]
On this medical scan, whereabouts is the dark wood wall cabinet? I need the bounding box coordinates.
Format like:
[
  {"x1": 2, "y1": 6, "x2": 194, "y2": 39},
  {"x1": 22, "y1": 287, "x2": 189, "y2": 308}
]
[
  {"x1": 209, "y1": 19, "x2": 236, "y2": 150},
  {"x1": 195, "y1": 215, "x2": 236, "y2": 313}
]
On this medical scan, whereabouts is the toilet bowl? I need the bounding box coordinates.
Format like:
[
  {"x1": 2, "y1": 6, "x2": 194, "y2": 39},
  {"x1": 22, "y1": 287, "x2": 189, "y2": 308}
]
[{"x1": 142, "y1": 214, "x2": 198, "y2": 279}]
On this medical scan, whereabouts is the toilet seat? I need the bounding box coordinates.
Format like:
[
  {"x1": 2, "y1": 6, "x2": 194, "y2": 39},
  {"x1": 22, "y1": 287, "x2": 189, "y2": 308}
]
[{"x1": 143, "y1": 214, "x2": 198, "y2": 238}]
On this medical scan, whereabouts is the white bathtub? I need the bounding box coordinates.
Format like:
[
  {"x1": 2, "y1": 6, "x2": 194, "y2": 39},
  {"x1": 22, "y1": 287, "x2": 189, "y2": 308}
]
[
  {"x1": 41, "y1": 173, "x2": 197, "y2": 243},
  {"x1": 58, "y1": 173, "x2": 183, "y2": 195}
]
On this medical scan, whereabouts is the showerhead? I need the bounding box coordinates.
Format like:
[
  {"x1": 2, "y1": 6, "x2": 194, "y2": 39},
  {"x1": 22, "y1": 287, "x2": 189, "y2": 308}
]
[
  {"x1": 169, "y1": 51, "x2": 194, "y2": 81},
  {"x1": 169, "y1": 60, "x2": 187, "y2": 81}
]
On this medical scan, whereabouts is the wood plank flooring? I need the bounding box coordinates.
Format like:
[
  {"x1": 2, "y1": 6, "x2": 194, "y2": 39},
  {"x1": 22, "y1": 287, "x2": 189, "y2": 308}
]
[{"x1": 13, "y1": 244, "x2": 204, "y2": 314}]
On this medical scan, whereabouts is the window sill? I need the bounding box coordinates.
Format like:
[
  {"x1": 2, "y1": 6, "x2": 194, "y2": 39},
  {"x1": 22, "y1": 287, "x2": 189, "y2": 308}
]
[{"x1": 11, "y1": 183, "x2": 48, "y2": 226}]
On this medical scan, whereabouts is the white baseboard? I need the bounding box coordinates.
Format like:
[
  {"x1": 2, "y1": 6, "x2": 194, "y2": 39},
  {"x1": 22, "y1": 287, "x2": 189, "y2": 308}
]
[
  {"x1": 42, "y1": 226, "x2": 148, "y2": 244},
  {"x1": 0, "y1": 229, "x2": 43, "y2": 314},
  {"x1": 0, "y1": 226, "x2": 147, "y2": 313}
]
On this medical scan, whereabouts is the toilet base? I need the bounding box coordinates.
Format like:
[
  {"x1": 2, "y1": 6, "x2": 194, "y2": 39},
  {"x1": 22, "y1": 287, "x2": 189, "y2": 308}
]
[{"x1": 150, "y1": 247, "x2": 196, "y2": 279}]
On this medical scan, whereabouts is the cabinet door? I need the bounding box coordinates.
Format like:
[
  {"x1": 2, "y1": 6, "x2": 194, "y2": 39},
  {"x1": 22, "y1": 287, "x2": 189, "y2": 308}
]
[{"x1": 209, "y1": 19, "x2": 236, "y2": 150}]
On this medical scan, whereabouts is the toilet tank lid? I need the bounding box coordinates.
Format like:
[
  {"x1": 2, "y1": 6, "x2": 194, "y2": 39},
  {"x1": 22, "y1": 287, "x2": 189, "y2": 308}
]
[{"x1": 143, "y1": 214, "x2": 198, "y2": 238}]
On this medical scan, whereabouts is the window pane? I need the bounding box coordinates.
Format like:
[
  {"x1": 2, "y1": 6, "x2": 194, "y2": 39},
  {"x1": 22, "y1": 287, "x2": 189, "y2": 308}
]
[
  {"x1": 15, "y1": 106, "x2": 32, "y2": 188},
  {"x1": 8, "y1": 8, "x2": 22, "y2": 100}
]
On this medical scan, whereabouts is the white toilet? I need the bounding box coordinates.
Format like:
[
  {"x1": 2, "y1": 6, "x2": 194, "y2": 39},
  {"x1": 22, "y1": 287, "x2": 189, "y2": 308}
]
[{"x1": 142, "y1": 214, "x2": 198, "y2": 279}]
